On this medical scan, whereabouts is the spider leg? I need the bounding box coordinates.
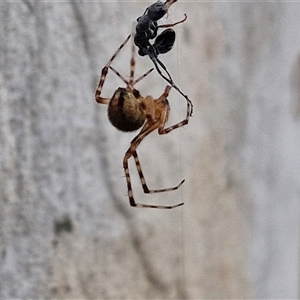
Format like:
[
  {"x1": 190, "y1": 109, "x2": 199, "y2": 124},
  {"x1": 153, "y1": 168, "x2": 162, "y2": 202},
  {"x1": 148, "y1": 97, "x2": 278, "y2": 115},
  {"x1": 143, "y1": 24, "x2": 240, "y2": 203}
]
[
  {"x1": 123, "y1": 120, "x2": 184, "y2": 209},
  {"x1": 133, "y1": 68, "x2": 154, "y2": 85},
  {"x1": 109, "y1": 65, "x2": 129, "y2": 85},
  {"x1": 157, "y1": 86, "x2": 190, "y2": 134},
  {"x1": 132, "y1": 150, "x2": 185, "y2": 194},
  {"x1": 95, "y1": 34, "x2": 131, "y2": 104},
  {"x1": 109, "y1": 65, "x2": 155, "y2": 87},
  {"x1": 157, "y1": 13, "x2": 187, "y2": 29},
  {"x1": 128, "y1": 34, "x2": 136, "y2": 86}
]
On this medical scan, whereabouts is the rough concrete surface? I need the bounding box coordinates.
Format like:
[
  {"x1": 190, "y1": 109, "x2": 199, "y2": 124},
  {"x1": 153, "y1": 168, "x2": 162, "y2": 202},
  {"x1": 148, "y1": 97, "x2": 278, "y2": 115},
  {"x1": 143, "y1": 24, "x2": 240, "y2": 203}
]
[{"x1": 0, "y1": 1, "x2": 299, "y2": 299}]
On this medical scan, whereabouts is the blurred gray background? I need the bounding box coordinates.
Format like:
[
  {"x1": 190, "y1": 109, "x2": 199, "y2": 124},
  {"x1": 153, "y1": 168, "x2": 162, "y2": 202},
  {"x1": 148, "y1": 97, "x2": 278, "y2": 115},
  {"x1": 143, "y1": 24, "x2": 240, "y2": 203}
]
[{"x1": 1, "y1": 1, "x2": 300, "y2": 299}]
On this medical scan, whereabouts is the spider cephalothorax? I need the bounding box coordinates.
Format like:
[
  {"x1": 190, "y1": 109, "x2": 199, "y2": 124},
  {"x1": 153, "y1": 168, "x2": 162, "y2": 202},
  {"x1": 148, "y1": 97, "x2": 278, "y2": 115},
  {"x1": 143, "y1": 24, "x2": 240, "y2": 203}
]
[{"x1": 95, "y1": 35, "x2": 190, "y2": 209}]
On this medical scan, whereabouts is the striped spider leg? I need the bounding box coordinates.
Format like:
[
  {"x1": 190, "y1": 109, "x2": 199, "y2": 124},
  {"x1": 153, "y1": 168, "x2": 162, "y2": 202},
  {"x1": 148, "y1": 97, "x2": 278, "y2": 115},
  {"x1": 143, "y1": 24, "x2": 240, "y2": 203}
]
[
  {"x1": 95, "y1": 35, "x2": 189, "y2": 208},
  {"x1": 123, "y1": 85, "x2": 188, "y2": 209}
]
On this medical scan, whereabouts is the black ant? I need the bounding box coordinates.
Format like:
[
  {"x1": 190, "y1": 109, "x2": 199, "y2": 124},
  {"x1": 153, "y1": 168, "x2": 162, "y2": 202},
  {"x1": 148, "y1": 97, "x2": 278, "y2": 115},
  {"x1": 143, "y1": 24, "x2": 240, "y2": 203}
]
[{"x1": 134, "y1": 0, "x2": 193, "y2": 116}]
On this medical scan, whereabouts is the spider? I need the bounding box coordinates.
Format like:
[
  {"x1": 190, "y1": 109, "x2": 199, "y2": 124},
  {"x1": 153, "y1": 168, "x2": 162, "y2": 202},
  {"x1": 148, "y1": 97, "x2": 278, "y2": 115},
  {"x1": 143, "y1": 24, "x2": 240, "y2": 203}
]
[
  {"x1": 95, "y1": 35, "x2": 190, "y2": 209},
  {"x1": 134, "y1": 0, "x2": 193, "y2": 116}
]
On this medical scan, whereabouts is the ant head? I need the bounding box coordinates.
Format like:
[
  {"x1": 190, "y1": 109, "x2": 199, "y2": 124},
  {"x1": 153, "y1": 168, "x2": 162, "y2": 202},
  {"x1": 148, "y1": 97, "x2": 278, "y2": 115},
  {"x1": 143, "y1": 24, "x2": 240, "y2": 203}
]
[{"x1": 147, "y1": 1, "x2": 167, "y2": 21}]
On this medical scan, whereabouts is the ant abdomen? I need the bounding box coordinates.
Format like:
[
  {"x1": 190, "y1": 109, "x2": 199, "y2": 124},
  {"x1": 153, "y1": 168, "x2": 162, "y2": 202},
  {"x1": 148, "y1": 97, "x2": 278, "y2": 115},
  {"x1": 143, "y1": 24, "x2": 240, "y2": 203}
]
[{"x1": 153, "y1": 29, "x2": 176, "y2": 54}]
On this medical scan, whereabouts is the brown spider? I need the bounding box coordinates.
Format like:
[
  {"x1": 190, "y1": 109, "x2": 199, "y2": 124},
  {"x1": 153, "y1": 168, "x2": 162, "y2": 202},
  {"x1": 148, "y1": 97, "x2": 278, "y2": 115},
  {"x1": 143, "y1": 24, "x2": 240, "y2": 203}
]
[{"x1": 95, "y1": 34, "x2": 191, "y2": 209}]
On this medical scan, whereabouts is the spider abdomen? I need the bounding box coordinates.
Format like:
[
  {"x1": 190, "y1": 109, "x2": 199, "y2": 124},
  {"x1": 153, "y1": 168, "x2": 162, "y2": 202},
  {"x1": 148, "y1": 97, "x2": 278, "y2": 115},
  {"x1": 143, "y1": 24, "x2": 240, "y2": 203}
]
[{"x1": 108, "y1": 88, "x2": 146, "y2": 132}]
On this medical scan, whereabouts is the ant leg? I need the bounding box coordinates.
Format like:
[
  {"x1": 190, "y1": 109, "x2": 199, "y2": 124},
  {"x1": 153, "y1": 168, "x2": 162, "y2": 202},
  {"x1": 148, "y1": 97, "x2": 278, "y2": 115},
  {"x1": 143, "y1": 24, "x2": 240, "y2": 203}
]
[
  {"x1": 164, "y1": 0, "x2": 177, "y2": 10},
  {"x1": 149, "y1": 54, "x2": 193, "y2": 117},
  {"x1": 158, "y1": 13, "x2": 187, "y2": 29}
]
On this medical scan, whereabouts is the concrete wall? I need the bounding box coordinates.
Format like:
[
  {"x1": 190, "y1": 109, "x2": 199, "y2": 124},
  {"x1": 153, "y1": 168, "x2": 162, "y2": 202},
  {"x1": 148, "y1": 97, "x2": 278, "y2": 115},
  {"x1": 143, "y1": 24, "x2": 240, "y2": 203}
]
[{"x1": 0, "y1": 1, "x2": 299, "y2": 298}]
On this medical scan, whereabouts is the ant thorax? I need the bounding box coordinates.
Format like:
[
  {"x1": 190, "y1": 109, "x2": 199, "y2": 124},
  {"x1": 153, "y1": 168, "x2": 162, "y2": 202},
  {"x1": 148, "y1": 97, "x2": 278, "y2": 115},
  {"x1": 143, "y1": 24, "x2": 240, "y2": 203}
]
[{"x1": 108, "y1": 87, "x2": 146, "y2": 132}]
